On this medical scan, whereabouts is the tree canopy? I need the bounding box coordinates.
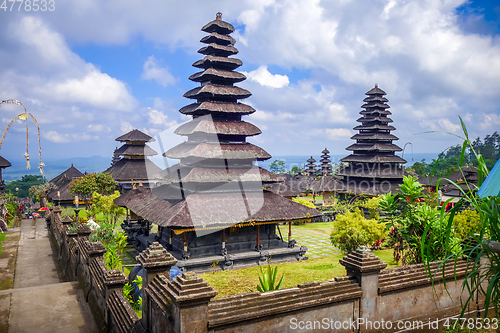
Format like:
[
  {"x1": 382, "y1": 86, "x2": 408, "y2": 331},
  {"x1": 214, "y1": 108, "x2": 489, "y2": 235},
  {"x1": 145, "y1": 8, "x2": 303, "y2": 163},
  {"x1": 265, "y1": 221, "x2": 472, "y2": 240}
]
[
  {"x1": 69, "y1": 172, "x2": 116, "y2": 210},
  {"x1": 6, "y1": 175, "x2": 45, "y2": 198},
  {"x1": 269, "y1": 159, "x2": 286, "y2": 174}
]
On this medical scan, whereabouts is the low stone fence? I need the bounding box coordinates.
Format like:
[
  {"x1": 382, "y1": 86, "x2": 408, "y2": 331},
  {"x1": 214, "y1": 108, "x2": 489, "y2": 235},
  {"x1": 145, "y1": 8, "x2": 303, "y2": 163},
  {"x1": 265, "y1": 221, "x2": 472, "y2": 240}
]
[{"x1": 47, "y1": 206, "x2": 487, "y2": 333}]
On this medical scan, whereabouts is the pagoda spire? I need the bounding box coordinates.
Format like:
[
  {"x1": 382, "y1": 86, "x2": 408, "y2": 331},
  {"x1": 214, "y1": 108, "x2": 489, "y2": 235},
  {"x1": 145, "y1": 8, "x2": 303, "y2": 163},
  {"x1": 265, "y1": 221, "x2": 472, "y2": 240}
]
[
  {"x1": 319, "y1": 148, "x2": 332, "y2": 175},
  {"x1": 305, "y1": 156, "x2": 317, "y2": 175},
  {"x1": 162, "y1": 12, "x2": 277, "y2": 187},
  {"x1": 336, "y1": 85, "x2": 407, "y2": 195}
]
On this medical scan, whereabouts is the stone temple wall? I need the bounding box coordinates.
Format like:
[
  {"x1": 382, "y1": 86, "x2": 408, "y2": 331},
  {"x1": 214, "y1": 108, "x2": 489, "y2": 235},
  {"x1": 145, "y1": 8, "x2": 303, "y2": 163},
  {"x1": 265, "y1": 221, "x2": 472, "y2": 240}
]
[{"x1": 47, "y1": 206, "x2": 489, "y2": 333}]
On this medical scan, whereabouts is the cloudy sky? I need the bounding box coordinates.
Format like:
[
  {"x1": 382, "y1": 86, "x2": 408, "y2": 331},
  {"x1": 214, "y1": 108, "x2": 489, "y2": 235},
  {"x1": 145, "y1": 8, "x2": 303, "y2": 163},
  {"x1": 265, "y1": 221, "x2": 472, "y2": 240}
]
[{"x1": 0, "y1": 0, "x2": 499, "y2": 170}]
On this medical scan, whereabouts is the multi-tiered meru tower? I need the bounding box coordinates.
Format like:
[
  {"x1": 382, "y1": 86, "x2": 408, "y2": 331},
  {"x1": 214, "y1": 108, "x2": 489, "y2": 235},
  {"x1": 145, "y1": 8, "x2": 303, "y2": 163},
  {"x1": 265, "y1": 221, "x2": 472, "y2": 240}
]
[
  {"x1": 336, "y1": 85, "x2": 406, "y2": 196},
  {"x1": 122, "y1": 13, "x2": 319, "y2": 272},
  {"x1": 105, "y1": 129, "x2": 162, "y2": 190}
]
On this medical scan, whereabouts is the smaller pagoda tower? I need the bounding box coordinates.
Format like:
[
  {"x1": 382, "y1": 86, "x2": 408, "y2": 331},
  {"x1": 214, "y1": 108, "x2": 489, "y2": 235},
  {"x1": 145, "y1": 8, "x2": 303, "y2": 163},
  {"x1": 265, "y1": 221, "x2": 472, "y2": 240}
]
[
  {"x1": 105, "y1": 129, "x2": 162, "y2": 190},
  {"x1": 336, "y1": 85, "x2": 406, "y2": 196},
  {"x1": 305, "y1": 156, "x2": 317, "y2": 175},
  {"x1": 319, "y1": 148, "x2": 333, "y2": 175},
  {"x1": 110, "y1": 147, "x2": 120, "y2": 167}
]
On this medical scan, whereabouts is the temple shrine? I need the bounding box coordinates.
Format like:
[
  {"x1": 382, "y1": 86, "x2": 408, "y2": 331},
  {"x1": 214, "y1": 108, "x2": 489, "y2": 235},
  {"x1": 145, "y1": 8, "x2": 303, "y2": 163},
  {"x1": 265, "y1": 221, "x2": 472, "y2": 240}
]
[
  {"x1": 118, "y1": 13, "x2": 320, "y2": 272},
  {"x1": 105, "y1": 129, "x2": 162, "y2": 191},
  {"x1": 336, "y1": 85, "x2": 407, "y2": 196}
]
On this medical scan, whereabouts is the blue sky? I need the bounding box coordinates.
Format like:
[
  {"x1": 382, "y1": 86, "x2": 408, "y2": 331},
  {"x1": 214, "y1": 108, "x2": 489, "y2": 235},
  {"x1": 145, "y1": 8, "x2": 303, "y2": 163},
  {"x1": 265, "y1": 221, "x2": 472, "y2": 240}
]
[{"x1": 0, "y1": 0, "x2": 499, "y2": 172}]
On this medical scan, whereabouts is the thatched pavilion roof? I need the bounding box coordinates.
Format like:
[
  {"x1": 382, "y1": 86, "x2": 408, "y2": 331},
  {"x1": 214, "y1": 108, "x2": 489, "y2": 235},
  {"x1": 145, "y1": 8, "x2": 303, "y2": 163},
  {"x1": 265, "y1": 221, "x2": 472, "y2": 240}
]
[
  {"x1": 47, "y1": 165, "x2": 84, "y2": 201},
  {"x1": 0, "y1": 156, "x2": 11, "y2": 168}
]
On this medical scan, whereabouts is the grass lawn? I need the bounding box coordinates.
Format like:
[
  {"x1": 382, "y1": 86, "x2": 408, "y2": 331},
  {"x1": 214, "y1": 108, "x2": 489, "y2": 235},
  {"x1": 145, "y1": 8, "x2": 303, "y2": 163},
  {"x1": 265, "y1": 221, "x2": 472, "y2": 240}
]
[
  {"x1": 284, "y1": 221, "x2": 334, "y2": 236},
  {"x1": 199, "y1": 248, "x2": 398, "y2": 298}
]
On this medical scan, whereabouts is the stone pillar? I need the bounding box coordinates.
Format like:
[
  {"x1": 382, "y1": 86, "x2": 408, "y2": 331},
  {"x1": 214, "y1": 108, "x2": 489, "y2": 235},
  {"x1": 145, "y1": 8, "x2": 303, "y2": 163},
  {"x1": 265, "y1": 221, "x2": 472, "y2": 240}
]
[
  {"x1": 137, "y1": 242, "x2": 178, "y2": 330},
  {"x1": 51, "y1": 206, "x2": 62, "y2": 229},
  {"x1": 103, "y1": 269, "x2": 128, "y2": 327},
  {"x1": 339, "y1": 246, "x2": 387, "y2": 328},
  {"x1": 76, "y1": 224, "x2": 92, "y2": 241},
  {"x1": 165, "y1": 272, "x2": 217, "y2": 333}
]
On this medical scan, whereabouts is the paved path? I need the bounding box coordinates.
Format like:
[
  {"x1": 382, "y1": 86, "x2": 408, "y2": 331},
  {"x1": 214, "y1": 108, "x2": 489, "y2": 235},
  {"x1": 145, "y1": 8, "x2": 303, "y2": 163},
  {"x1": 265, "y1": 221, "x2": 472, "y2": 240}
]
[
  {"x1": 279, "y1": 225, "x2": 341, "y2": 258},
  {"x1": 7, "y1": 219, "x2": 97, "y2": 333}
]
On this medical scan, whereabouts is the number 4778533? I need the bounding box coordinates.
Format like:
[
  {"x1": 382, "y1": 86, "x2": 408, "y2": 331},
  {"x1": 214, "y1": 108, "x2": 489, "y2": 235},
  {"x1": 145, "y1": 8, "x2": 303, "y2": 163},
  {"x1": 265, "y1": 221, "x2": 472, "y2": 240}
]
[{"x1": 0, "y1": 0, "x2": 55, "y2": 11}]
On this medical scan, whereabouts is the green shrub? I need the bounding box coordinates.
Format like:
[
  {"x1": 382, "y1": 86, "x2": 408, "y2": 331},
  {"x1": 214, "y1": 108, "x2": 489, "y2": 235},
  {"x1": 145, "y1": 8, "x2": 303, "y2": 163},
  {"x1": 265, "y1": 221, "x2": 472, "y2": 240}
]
[
  {"x1": 331, "y1": 208, "x2": 387, "y2": 254},
  {"x1": 361, "y1": 196, "x2": 381, "y2": 218},
  {"x1": 452, "y1": 209, "x2": 481, "y2": 240},
  {"x1": 292, "y1": 197, "x2": 315, "y2": 209}
]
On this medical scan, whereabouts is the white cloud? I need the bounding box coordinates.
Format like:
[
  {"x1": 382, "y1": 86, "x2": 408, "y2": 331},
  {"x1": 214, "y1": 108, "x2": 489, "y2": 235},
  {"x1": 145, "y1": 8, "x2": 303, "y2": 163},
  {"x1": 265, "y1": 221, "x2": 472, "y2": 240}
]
[
  {"x1": 120, "y1": 121, "x2": 134, "y2": 134},
  {"x1": 243, "y1": 66, "x2": 289, "y2": 88},
  {"x1": 141, "y1": 56, "x2": 177, "y2": 87},
  {"x1": 41, "y1": 70, "x2": 136, "y2": 111},
  {"x1": 326, "y1": 128, "x2": 352, "y2": 139},
  {"x1": 147, "y1": 108, "x2": 177, "y2": 128}
]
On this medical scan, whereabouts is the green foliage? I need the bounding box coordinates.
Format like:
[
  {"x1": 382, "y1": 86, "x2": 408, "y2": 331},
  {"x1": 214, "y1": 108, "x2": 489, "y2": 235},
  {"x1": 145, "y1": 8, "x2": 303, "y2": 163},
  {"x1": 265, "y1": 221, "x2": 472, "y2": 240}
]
[
  {"x1": 410, "y1": 130, "x2": 499, "y2": 178},
  {"x1": 289, "y1": 166, "x2": 299, "y2": 175},
  {"x1": 379, "y1": 175, "x2": 457, "y2": 264},
  {"x1": 69, "y1": 172, "x2": 116, "y2": 210},
  {"x1": 361, "y1": 196, "x2": 381, "y2": 218},
  {"x1": 123, "y1": 276, "x2": 143, "y2": 311},
  {"x1": 291, "y1": 196, "x2": 315, "y2": 208},
  {"x1": 103, "y1": 247, "x2": 121, "y2": 270},
  {"x1": 330, "y1": 208, "x2": 387, "y2": 254},
  {"x1": 114, "y1": 230, "x2": 128, "y2": 253},
  {"x1": 452, "y1": 209, "x2": 481, "y2": 240},
  {"x1": 5, "y1": 201, "x2": 19, "y2": 222},
  {"x1": 5, "y1": 175, "x2": 45, "y2": 198},
  {"x1": 256, "y1": 265, "x2": 284, "y2": 292},
  {"x1": 422, "y1": 118, "x2": 500, "y2": 317},
  {"x1": 269, "y1": 159, "x2": 286, "y2": 174},
  {"x1": 90, "y1": 191, "x2": 125, "y2": 223}
]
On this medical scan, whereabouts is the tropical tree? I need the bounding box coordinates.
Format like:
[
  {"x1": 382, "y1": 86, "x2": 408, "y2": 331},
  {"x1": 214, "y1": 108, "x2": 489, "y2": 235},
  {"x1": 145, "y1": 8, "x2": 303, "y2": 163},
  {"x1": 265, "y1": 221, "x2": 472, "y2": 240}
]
[
  {"x1": 269, "y1": 159, "x2": 286, "y2": 174},
  {"x1": 69, "y1": 172, "x2": 116, "y2": 210},
  {"x1": 90, "y1": 191, "x2": 125, "y2": 224}
]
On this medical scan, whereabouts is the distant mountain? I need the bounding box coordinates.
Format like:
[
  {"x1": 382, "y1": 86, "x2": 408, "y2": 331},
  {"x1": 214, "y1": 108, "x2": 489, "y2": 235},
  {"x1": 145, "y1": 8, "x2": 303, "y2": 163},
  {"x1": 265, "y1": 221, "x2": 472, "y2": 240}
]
[{"x1": 2, "y1": 156, "x2": 112, "y2": 182}]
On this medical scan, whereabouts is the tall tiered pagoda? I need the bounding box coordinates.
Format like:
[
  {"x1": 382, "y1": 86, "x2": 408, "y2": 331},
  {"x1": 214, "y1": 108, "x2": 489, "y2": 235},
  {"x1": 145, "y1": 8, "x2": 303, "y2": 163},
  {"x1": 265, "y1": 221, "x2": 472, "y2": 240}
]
[
  {"x1": 319, "y1": 148, "x2": 333, "y2": 175},
  {"x1": 105, "y1": 129, "x2": 162, "y2": 190},
  {"x1": 336, "y1": 85, "x2": 406, "y2": 196},
  {"x1": 120, "y1": 13, "x2": 319, "y2": 272}
]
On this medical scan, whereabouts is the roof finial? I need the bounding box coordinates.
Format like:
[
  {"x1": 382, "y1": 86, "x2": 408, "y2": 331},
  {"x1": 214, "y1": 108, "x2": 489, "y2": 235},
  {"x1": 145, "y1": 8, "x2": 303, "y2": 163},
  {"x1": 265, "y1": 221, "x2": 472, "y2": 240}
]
[
  {"x1": 375, "y1": 83, "x2": 378, "y2": 88},
  {"x1": 216, "y1": 12, "x2": 222, "y2": 21}
]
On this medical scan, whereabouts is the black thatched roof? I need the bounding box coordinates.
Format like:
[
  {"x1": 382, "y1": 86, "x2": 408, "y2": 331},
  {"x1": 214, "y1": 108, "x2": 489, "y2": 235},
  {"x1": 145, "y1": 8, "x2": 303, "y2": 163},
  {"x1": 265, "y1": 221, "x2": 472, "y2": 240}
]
[
  {"x1": 114, "y1": 185, "x2": 173, "y2": 222},
  {"x1": 154, "y1": 190, "x2": 320, "y2": 228},
  {"x1": 335, "y1": 85, "x2": 406, "y2": 195},
  {"x1": 0, "y1": 156, "x2": 11, "y2": 168},
  {"x1": 104, "y1": 158, "x2": 162, "y2": 182},
  {"x1": 158, "y1": 164, "x2": 281, "y2": 184},
  {"x1": 268, "y1": 174, "x2": 313, "y2": 197},
  {"x1": 115, "y1": 144, "x2": 157, "y2": 157},
  {"x1": 48, "y1": 165, "x2": 84, "y2": 201},
  {"x1": 118, "y1": 14, "x2": 316, "y2": 230},
  {"x1": 115, "y1": 129, "x2": 154, "y2": 143}
]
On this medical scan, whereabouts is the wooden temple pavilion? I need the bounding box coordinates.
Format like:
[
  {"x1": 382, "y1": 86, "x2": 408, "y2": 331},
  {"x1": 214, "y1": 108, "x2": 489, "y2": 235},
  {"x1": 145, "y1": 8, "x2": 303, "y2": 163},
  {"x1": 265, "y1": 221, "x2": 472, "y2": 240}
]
[
  {"x1": 336, "y1": 85, "x2": 407, "y2": 196},
  {"x1": 104, "y1": 129, "x2": 163, "y2": 191},
  {"x1": 47, "y1": 164, "x2": 84, "y2": 207},
  {"x1": 0, "y1": 156, "x2": 11, "y2": 194},
  {"x1": 117, "y1": 13, "x2": 320, "y2": 272}
]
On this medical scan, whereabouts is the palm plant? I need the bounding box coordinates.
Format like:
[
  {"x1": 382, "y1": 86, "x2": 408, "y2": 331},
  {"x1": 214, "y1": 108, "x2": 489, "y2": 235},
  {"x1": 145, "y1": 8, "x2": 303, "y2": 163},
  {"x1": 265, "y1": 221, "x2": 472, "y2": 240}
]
[{"x1": 422, "y1": 116, "x2": 500, "y2": 317}]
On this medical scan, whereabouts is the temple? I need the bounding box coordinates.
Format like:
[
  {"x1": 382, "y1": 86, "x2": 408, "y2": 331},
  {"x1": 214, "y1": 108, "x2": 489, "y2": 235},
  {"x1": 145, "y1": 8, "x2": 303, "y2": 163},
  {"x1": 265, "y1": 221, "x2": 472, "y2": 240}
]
[
  {"x1": 104, "y1": 129, "x2": 162, "y2": 191},
  {"x1": 336, "y1": 85, "x2": 407, "y2": 196},
  {"x1": 305, "y1": 156, "x2": 317, "y2": 175},
  {"x1": 47, "y1": 164, "x2": 84, "y2": 207},
  {"x1": 117, "y1": 13, "x2": 320, "y2": 272}
]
